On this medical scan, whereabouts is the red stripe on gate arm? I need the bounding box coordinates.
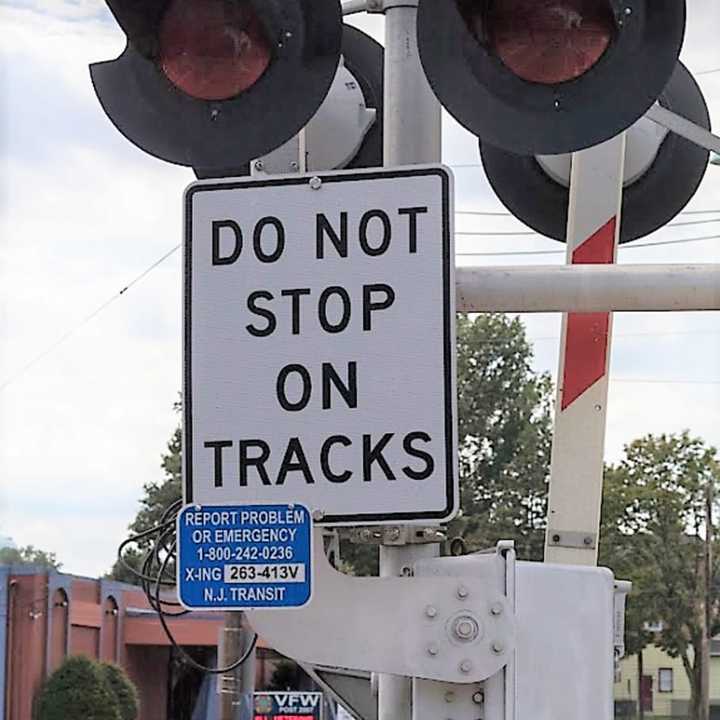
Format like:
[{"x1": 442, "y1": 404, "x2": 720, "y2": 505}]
[{"x1": 561, "y1": 217, "x2": 617, "y2": 410}]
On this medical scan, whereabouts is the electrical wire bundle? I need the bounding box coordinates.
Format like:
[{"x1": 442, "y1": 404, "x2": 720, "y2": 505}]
[{"x1": 116, "y1": 499, "x2": 257, "y2": 674}]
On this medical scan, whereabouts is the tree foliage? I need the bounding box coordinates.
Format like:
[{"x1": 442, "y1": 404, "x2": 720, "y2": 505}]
[
  {"x1": 109, "y1": 400, "x2": 181, "y2": 583},
  {"x1": 450, "y1": 313, "x2": 553, "y2": 560},
  {"x1": 36, "y1": 655, "x2": 121, "y2": 720},
  {"x1": 0, "y1": 544, "x2": 61, "y2": 569},
  {"x1": 599, "y1": 432, "x2": 720, "y2": 720},
  {"x1": 100, "y1": 662, "x2": 139, "y2": 720}
]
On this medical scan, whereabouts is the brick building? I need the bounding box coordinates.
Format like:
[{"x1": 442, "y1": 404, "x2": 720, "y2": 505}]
[{"x1": 0, "y1": 565, "x2": 272, "y2": 720}]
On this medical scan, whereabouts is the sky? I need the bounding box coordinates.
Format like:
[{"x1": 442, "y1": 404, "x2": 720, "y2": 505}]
[{"x1": 0, "y1": 0, "x2": 719, "y2": 577}]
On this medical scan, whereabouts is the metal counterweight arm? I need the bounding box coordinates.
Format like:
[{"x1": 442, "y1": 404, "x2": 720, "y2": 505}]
[{"x1": 245, "y1": 529, "x2": 515, "y2": 684}]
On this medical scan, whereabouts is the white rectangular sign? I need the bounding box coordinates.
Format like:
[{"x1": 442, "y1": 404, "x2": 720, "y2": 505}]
[{"x1": 184, "y1": 166, "x2": 457, "y2": 524}]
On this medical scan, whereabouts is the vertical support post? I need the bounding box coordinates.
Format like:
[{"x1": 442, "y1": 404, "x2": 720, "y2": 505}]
[
  {"x1": 544, "y1": 134, "x2": 626, "y2": 566},
  {"x1": 219, "y1": 613, "x2": 256, "y2": 720},
  {"x1": 379, "y1": 4, "x2": 441, "y2": 720}
]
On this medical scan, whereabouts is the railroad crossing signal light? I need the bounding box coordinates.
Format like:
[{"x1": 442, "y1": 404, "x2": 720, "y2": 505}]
[
  {"x1": 90, "y1": 0, "x2": 343, "y2": 176},
  {"x1": 480, "y1": 62, "x2": 711, "y2": 243},
  {"x1": 417, "y1": 0, "x2": 686, "y2": 155}
]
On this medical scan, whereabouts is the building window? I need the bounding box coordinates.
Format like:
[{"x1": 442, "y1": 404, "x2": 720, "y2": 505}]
[{"x1": 658, "y1": 668, "x2": 674, "y2": 693}]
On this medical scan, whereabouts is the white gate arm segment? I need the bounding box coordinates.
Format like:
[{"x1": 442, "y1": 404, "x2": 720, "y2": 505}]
[
  {"x1": 646, "y1": 104, "x2": 720, "y2": 154},
  {"x1": 456, "y1": 264, "x2": 720, "y2": 313},
  {"x1": 245, "y1": 529, "x2": 515, "y2": 684}
]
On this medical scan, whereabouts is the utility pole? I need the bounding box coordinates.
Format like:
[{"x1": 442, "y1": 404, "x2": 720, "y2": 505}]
[
  {"x1": 700, "y1": 480, "x2": 713, "y2": 720},
  {"x1": 219, "y1": 613, "x2": 256, "y2": 720}
]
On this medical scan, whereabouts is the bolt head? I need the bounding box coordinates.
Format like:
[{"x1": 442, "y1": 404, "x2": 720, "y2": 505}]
[
  {"x1": 451, "y1": 615, "x2": 480, "y2": 642},
  {"x1": 309, "y1": 176, "x2": 322, "y2": 190},
  {"x1": 426, "y1": 643, "x2": 439, "y2": 657},
  {"x1": 456, "y1": 585, "x2": 469, "y2": 600},
  {"x1": 254, "y1": 160, "x2": 264, "y2": 170},
  {"x1": 490, "y1": 602, "x2": 503, "y2": 617},
  {"x1": 312, "y1": 509, "x2": 324, "y2": 521},
  {"x1": 459, "y1": 659, "x2": 472, "y2": 674},
  {"x1": 425, "y1": 605, "x2": 438, "y2": 619},
  {"x1": 472, "y1": 691, "x2": 484, "y2": 705},
  {"x1": 491, "y1": 641, "x2": 504, "y2": 655}
]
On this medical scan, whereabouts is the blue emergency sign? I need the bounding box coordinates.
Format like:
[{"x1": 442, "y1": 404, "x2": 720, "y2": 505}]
[{"x1": 177, "y1": 503, "x2": 312, "y2": 610}]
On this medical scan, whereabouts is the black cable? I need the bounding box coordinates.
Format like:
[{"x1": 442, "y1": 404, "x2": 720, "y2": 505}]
[
  {"x1": 116, "y1": 500, "x2": 259, "y2": 673},
  {"x1": 117, "y1": 517, "x2": 179, "y2": 585},
  {"x1": 154, "y1": 540, "x2": 259, "y2": 674}
]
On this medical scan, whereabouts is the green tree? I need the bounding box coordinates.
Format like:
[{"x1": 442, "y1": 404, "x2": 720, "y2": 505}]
[
  {"x1": 450, "y1": 313, "x2": 553, "y2": 560},
  {"x1": 109, "y1": 399, "x2": 182, "y2": 583},
  {"x1": 0, "y1": 544, "x2": 61, "y2": 569},
  {"x1": 342, "y1": 313, "x2": 554, "y2": 573},
  {"x1": 100, "y1": 663, "x2": 139, "y2": 720},
  {"x1": 266, "y1": 659, "x2": 302, "y2": 691},
  {"x1": 599, "y1": 432, "x2": 720, "y2": 720},
  {"x1": 35, "y1": 655, "x2": 121, "y2": 720}
]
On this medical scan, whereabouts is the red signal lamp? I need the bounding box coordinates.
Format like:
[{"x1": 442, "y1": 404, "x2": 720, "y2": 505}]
[
  {"x1": 158, "y1": 0, "x2": 272, "y2": 101},
  {"x1": 90, "y1": 0, "x2": 342, "y2": 175},
  {"x1": 483, "y1": 0, "x2": 615, "y2": 85},
  {"x1": 418, "y1": 0, "x2": 687, "y2": 155}
]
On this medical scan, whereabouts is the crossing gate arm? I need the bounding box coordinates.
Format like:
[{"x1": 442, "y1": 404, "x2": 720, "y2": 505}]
[{"x1": 456, "y1": 264, "x2": 720, "y2": 313}]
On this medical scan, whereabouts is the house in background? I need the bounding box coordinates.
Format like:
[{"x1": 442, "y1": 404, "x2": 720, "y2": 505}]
[{"x1": 615, "y1": 643, "x2": 720, "y2": 718}]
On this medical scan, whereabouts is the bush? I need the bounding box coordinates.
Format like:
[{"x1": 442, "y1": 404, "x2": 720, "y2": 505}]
[
  {"x1": 36, "y1": 655, "x2": 121, "y2": 720},
  {"x1": 100, "y1": 663, "x2": 139, "y2": 720}
]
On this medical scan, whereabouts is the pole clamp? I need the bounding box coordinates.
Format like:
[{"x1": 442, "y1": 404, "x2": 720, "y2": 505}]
[{"x1": 547, "y1": 530, "x2": 597, "y2": 550}]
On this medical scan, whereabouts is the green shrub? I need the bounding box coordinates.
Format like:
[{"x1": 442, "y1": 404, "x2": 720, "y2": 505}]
[
  {"x1": 100, "y1": 662, "x2": 139, "y2": 720},
  {"x1": 36, "y1": 655, "x2": 121, "y2": 720}
]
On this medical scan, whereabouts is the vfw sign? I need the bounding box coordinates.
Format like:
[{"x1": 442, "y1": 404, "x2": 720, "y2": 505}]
[
  {"x1": 254, "y1": 691, "x2": 322, "y2": 720},
  {"x1": 183, "y1": 167, "x2": 457, "y2": 524}
]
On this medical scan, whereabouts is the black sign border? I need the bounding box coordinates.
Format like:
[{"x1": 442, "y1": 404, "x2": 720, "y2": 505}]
[{"x1": 184, "y1": 167, "x2": 456, "y2": 524}]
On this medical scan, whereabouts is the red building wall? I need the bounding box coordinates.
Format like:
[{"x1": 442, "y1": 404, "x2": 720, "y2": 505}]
[
  {"x1": 5, "y1": 574, "x2": 48, "y2": 720},
  {"x1": 2, "y1": 570, "x2": 232, "y2": 720}
]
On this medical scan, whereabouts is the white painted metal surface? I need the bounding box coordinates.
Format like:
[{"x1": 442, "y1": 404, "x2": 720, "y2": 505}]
[
  {"x1": 412, "y1": 679, "x2": 484, "y2": 719},
  {"x1": 455, "y1": 264, "x2": 720, "y2": 312},
  {"x1": 647, "y1": 104, "x2": 720, "y2": 154},
  {"x1": 250, "y1": 538, "x2": 622, "y2": 719},
  {"x1": 383, "y1": 5, "x2": 441, "y2": 167},
  {"x1": 537, "y1": 115, "x2": 667, "y2": 188},
  {"x1": 544, "y1": 136, "x2": 626, "y2": 566},
  {"x1": 305, "y1": 58, "x2": 376, "y2": 171},
  {"x1": 379, "y1": 5, "x2": 443, "y2": 719},
  {"x1": 184, "y1": 167, "x2": 457, "y2": 525},
  {"x1": 512, "y1": 562, "x2": 616, "y2": 719},
  {"x1": 413, "y1": 553, "x2": 617, "y2": 719},
  {"x1": 245, "y1": 531, "x2": 516, "y2": 684},
  {"x1": 342, "y1": 0, "x2": 367, "y2": 15}
]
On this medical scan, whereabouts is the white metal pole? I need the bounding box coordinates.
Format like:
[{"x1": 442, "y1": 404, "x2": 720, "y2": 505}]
[
  {"x1": 455, "y1": 264, "x2": 720, "y2": 312},
  {"x1": 544, "y1": 135, "x2": 626, "y2": 565},
  {"x1": 378, "y1": 4, "x2": 441, "y2": 720}
]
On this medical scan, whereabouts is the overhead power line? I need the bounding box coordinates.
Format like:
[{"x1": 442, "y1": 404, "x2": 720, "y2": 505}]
[
  {"x1": 455, "y1": 209, "x2": 720, "y2": 217},
  {"x1": 456, "y1": 232, "x2": 720, "y2": 256},
  {"x1": 457, "y1": 218, "x2": 720, "y2": 237},
  {"x1": 2, "y1": 227, "x2": 719, "y2": 392},
  {"x1": 0, "y1": 244, "x2": 181, "y2": 393}
]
